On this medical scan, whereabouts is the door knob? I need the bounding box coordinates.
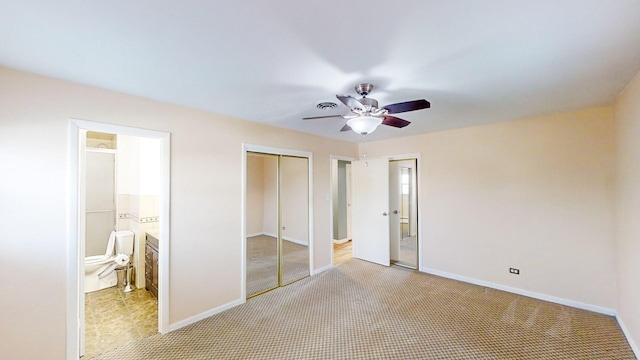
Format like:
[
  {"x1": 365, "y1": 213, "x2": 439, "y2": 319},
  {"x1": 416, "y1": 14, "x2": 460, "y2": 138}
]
[
  {"x1": 392, "y1": 210, "x2": 399, "y2": 214},
  {"x1": 382, "y1": 212, "x2": 388, "y2": 216}
]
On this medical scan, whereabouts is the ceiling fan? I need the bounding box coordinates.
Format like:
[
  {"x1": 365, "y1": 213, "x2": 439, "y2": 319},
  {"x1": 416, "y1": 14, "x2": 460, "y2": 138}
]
[{"x1": 303, "y1": 83, "x2": 430, "y2": 135}]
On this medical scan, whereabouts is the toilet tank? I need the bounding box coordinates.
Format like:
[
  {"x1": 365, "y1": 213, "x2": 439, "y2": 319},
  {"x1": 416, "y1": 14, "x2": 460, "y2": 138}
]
[{"x1": 115, "y1": 230, "x2": 135, "y2": 255}]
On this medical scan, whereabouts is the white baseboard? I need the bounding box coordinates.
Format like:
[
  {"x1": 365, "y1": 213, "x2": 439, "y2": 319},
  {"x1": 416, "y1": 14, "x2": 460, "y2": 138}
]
[
  {"x1": 261, "y1": 232, "x2": 308, "y2": 246},
  {"x1": 283, "y1": 237, "x2": 307, "y2": 246},
  {"x1": 420, "y1": 267, "x2": 616, "y2": 316},
  {"x1": 616, "y1": 314, "x2": 640, "y2": 358},
  {"x1": 312, "y1": 263, "x2": 333, "y2": 275},
  {"x1": 333, "y1": 238, "x2": 350, "y2": 244},
  {"x1": 168, "y1": 298, "x2": 245, "y2": 332},
  {"x1": 246, "y1": 232, "x2": 263, "y2": 238}
]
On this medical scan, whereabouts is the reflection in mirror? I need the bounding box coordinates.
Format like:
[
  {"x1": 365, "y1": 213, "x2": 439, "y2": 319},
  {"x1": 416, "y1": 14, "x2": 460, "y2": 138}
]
[
  {"x1": 246, "y1": 153, "x2": 279, "y2": 297},
  {"x1": 400, "y1": 168, "x2": 410, "y2": 239},
  {"x1": 390, "y1": 159, "x2": 418, "y2": 268},
  {"x1": 398, "y1": 165, "x2": 417, "y2": 266},
  {"x1": 280, "y1": 156, "x2": 310, "y2": 285}
]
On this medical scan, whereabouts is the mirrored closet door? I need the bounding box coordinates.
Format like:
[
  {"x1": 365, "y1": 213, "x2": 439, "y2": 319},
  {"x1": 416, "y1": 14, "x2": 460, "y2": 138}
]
[{"x1": 246, "y1": 152, "x2": 310, "y2": 298}]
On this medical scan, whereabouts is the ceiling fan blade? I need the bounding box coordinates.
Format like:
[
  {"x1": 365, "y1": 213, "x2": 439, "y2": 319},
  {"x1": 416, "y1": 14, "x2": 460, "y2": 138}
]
[
  {"x1": 302, "y1": 114, "x2": 344, "y2": 120},
  {"x1": 383, "y1": 99, "x2": 430, "y2": 114},
  {"x1": 340, "y1": 124, "x2": 352, "y2": 132},
  {"x1": 382, "y1": 116, "x2": 411, "y2": 128},
  {"x1": 336, "y1": 95, "x2": 366, "y2": 112}
]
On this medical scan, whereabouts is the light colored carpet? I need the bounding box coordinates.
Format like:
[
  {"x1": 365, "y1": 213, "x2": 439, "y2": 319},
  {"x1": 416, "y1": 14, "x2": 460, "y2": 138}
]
[
  {"x1": 93, "y1": 259, "x2": 635, "y2": 359},
  {"x1": 246, "y1": 235, "x2": 309, "y2": 297}
]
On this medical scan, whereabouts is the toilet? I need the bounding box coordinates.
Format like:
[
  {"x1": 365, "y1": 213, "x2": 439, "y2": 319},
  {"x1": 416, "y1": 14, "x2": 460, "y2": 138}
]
[{"x1": 84, "y1": 230, "x2": 135, "y2": 293}]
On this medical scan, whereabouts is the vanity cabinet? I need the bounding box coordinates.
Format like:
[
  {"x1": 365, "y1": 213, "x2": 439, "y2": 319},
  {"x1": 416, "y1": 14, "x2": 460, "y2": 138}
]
[{"x1": 145, "y1": 232, "x2": 159, "y2": 298}]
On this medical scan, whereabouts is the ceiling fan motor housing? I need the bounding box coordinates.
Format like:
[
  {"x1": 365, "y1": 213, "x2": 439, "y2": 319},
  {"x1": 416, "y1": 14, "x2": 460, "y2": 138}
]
[{"x1": 355, "y1": 83, "x2": 374, "y2": 96}]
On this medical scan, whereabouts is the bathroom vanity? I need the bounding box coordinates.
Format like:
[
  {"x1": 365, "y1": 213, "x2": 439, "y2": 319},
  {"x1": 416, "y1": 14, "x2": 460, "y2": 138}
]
[{"x1": 145, "y1": 232, "x2": 159, "y2": 298}]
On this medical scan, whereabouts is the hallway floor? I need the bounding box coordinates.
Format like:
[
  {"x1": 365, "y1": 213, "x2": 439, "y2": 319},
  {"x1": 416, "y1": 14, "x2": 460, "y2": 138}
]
[
  {"x1": 333, "y1": 240, "x2": 352, "y2": 265},
  {"x1": 84, "y1": 286, "x2": 158, "y2": 358}
]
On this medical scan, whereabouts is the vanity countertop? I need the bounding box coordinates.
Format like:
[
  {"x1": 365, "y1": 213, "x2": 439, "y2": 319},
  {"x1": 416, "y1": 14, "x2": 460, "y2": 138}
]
[{"x1": 146, "y1": 232, "x2": 159, "y2": 249}]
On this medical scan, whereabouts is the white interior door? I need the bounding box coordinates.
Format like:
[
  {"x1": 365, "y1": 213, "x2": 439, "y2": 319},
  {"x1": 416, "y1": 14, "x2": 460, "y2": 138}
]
[{"x1": 352, "y1": 158, "x2": 390, "y2": 266}]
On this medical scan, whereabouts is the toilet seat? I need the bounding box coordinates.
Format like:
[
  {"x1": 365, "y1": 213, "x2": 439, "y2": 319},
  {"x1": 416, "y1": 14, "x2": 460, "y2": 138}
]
[
  {"x1": 84, "y1": 231, "x2": 117, "y2": 265},
  {"x1": 84, "y1": 231, "x2": 119, "y2": 293}
]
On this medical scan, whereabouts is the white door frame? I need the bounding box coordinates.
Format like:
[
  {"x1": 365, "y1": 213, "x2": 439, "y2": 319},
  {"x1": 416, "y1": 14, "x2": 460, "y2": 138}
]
[
  {"x1": 346, "y1": 163, "x2": 353, "y2": 242},
  {"x1": 67, "y1": 119, "x2": 171, "y2": 359},
  {"x1": 329, "y1": 155, "x2": 356, "y2": 266},
  {"x1": 242, "y1": 143, "x2": 314, "y2": 300}
]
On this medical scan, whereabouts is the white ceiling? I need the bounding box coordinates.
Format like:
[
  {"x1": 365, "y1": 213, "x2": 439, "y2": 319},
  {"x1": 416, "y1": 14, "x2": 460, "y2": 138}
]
[{"x1": 1, "y1": 1, "x2": 639, "y2": 143}]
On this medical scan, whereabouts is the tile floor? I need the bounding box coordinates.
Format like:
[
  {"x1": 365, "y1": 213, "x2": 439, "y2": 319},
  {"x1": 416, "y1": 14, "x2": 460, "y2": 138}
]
[{"x1": 84, "y1": 286, "x2": 158, "y2": 359}]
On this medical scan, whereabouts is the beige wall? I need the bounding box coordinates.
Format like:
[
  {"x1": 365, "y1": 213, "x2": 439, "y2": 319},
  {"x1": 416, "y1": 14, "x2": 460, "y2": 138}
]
[
  {"x1": 614, "y1": 70, "x2": 640, "y2": 351},
  {"x1": 360, "y1": 107, "x2": 617, "y2": 309},
  {"x1": 0, "y1": 66, "x2": 357, "y2": 359}
]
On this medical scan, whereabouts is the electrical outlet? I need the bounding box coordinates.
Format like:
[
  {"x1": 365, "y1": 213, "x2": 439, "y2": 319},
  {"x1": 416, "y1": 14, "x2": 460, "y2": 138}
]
[{"x1": 509, "y1": 268, "x2": 520, "y2": 275}]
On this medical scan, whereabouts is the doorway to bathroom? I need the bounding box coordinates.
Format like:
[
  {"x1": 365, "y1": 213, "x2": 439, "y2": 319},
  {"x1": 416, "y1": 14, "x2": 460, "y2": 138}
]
[
  {"x1": 243, "y1": 145, "x2": 312, "y2": 299},
  {"x1": 67, "y1": 119, "x2": 170, "y2": 359}
]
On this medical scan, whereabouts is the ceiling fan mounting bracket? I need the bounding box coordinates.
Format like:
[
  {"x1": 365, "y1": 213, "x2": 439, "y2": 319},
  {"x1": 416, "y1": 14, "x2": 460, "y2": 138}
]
[{"x1": 355, "y1": 83, "x2": 374, "y2": 97}]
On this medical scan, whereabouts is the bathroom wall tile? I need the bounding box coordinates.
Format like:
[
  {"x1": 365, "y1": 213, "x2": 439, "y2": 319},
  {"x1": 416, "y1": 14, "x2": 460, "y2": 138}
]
[
  {"x1": 139, "y1": 195, "x2": 159, "y2": 218},
  {"x1": 116, "y1": 219, "x2": 128, "y2": 231},
  {"x1": 129, "y1": 195, "x2": 140, "y2": 219},
  {"x1": 125, "y1": 219, "x2": 137, "y2": 232},
  {"x1": 117, "y1": 194, "x2": 130, "y2": 214}
]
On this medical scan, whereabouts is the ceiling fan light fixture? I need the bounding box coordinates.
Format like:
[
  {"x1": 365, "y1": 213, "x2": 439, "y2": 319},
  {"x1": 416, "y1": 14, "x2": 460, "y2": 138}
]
[{"x1": 347, "y1": 116, "x2": 382, "y2": 135}]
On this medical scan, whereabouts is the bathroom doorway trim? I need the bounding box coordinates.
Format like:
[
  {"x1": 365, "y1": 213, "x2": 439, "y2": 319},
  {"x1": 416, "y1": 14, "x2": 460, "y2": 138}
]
[
  {"x1": 66, "y1": 119, "x2": 171, "y2": 359},
  {"x1": 241, "y1": 143, "x2": 314, "y2": 300}
]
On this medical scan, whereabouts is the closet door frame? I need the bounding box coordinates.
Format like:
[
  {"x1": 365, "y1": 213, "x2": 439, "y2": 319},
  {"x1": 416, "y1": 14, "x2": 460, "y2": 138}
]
[{"x1": 242, "y1": 144, "x2": 313, "y2": 300}]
